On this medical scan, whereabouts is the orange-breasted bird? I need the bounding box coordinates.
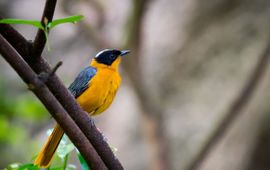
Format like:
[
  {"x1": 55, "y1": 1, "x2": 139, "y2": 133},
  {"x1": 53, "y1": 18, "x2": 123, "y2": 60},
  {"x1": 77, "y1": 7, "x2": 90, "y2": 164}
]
[{"x1": 34, "y1": 49, "x2": 130, "y2": 167}]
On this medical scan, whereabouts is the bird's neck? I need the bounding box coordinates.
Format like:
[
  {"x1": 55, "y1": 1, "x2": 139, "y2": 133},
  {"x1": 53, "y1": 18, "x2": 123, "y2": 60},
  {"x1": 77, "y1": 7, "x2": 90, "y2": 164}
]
[{"x1": 90, "y1": 58, "x2": 121, "y2": 71}]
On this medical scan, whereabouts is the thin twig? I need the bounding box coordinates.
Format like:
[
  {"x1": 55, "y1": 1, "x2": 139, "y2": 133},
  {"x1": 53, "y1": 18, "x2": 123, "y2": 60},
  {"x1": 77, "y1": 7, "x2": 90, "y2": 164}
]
[
  {"x1": 49, "y1": 61, "x2": 63, "y2": 76},
  {"x1": 0, "y1": 34, "x2": 107, "y2": 170},
  {"x1": 1, "y1": 0, "x2": 123, "y2": 167},
  {"x1": 32, "y1": 0, "x2": 57, "y2": 58},
  {"x1": 38, "y1": 61, "x2": 62, "y2": 83},
  {"x1": 185, "y1": 33, "x2": 270, "y2": 170},
  {"x1": 0, "y1": 15, "x2": 124, "y2": 170}
]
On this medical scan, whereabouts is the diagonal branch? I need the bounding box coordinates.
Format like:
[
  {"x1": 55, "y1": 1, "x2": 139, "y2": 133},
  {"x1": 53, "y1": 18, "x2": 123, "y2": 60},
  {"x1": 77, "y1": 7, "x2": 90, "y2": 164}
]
[
  {"x1": 185, "y1": 33, "x2": 270, "y2": 170},
  {"x1": 0, "y1": 16, "x2": 123, "y2": 170},
  {"x1": 0, "y1": 19, "x2": 31, "y2": 58},
  {"x1": 0, "y1": 34, "x2": 106, "y2": 170},
  {"x1": 32, "y1": 0, "x2": 57, "y2": 58},
  {"x1": 0, "y1": 0, "x2": 123, "y2": 168}
]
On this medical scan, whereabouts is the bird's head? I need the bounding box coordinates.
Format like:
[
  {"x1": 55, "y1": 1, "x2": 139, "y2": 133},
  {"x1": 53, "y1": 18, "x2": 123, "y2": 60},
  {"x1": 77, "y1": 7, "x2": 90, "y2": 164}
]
[{"x1": 91, "y1": 49, "x2": 130, "y2": 69}]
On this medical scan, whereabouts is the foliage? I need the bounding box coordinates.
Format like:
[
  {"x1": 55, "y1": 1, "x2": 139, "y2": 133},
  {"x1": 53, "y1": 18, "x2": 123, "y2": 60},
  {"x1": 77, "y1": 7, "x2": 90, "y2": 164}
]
[
  {"x1": 4, "y1": 130, "x2": 93, "y2": 170},
  {"x1": 0, "y1": 76, "x2": 48, "y2": 166},
  {"x1": 0, "y1": 14, "x2": 87, "y2": 169},
  {"x1": 3, "y1": 126, "x2": 119, "y2": 169},
  {"x1": 77, "y1": 153, "x2": 90, "y2": 170},
  {"x1": 0, "y1": 15, "x2": 84, "y2": 31},
  {"x1": 0, "y1": 15, "x2": 84, "y2": 51}
]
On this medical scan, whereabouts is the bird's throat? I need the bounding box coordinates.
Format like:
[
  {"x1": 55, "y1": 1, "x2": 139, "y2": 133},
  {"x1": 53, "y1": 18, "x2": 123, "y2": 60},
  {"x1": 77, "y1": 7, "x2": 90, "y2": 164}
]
[{"x1": 90, "y1": 57, "x2": 121, "y2": 71}]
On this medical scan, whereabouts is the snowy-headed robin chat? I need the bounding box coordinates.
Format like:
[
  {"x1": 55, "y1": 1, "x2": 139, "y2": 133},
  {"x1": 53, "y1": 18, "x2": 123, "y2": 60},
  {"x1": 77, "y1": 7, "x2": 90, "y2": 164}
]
[{"x1": 34, "y1": 49, "x2": 130, "y2": 167}]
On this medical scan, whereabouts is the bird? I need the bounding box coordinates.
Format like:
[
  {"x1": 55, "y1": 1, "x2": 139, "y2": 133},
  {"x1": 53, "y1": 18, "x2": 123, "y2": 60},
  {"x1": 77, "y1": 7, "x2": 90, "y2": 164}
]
[{"x1": 34, "y1": 49, "x2": 130, "y2": 168}]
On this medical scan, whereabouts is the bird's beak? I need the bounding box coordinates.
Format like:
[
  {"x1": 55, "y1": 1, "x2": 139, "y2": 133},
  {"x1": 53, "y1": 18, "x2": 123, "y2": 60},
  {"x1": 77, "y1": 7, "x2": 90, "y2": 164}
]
[{"x1": 120, "y1": 50, "x2": 130, "y2": 56}]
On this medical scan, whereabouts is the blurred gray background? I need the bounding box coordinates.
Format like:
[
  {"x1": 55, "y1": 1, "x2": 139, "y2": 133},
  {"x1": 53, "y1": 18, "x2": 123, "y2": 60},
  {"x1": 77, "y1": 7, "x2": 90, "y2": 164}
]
[{"x1": 1, "y1": 0, "x2": 270, "y2": 170}]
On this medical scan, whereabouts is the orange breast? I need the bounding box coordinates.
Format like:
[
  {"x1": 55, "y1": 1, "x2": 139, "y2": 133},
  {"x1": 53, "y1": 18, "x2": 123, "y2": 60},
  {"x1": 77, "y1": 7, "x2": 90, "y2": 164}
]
[{"x1": 76, "y1": 67, "x2": 121, "y2": 116}]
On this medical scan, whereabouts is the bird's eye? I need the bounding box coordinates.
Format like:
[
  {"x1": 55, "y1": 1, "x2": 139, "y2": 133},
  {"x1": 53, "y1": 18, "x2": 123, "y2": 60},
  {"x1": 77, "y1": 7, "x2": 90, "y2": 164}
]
[{"x1": 109, "y1": 54, "x2": 116, "y2": 60}]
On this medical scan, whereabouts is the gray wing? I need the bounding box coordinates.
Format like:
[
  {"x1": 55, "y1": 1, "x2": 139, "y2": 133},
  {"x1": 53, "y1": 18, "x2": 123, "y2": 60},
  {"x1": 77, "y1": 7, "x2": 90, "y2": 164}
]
[{"x1": 68, "y1": 66, "x2": 97, "y2": 98}]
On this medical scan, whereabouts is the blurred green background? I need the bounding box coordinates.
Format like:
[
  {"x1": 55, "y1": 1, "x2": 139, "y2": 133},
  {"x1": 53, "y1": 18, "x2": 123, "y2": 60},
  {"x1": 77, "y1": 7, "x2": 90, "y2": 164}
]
[
  {"x1": 1, "y1": 0, "x2": 270, "y2": 170},
  {"x1": 0, "y1": 71, "x2": 49, "y2": 165}
]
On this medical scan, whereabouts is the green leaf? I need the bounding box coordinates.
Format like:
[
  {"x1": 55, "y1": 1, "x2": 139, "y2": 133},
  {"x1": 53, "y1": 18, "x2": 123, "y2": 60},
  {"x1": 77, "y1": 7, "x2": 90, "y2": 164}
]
[
  {"x1": 57, "y1": 143, "x2": 75, "y2": 159},
  {"x1": 77, "y1": 153, "x2": 90, "y2": 170},
  {"x1": 66, "y1": 164, "x2": 76, "y2": 170},
  {"x1": 48, "y1": 167, "x2": 63, "y2": 170},
  {"x1": 56, "y1": 134, "x2": 75, "y2": 159},
  {"x1": 18, "y1": 164, "x2": 39, "y2": 170},
  {"x1": 48, "y1": 15, "x2": 84, "y2": 29},
  {"x1": 0, "y1": 19, "x2": 44, "y2": 30},
  {"x1": 48, "y1": 165, "x2": 76, "y2": 170},
  {"x1": 6, "y1": 163, "x2": 21, "y2": 170},
  {"x1": 46, "y1": 129, "x2": 74, "y2": 160},
  {"x1": 44, "y1": 29, "x2": 51, "y2": 52},
  {"x1": 63, "y1": 154, "x2": 69, "y2": 170}
]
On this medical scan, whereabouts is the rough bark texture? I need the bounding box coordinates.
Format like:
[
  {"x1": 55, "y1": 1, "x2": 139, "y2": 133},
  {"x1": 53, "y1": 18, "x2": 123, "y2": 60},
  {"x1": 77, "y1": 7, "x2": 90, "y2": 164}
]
[
  {"x1": 2, "y1": 0, "x2": 270, "y2": 169},
  {"x1": 0, "y1": 0, "x2": 123, "y2": 169}
]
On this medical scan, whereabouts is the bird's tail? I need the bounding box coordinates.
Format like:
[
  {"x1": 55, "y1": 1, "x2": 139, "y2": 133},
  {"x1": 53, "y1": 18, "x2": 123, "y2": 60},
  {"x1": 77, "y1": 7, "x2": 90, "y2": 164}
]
[{"x1": 34, "y1": 124, "x2": 64, "y2": 168}]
